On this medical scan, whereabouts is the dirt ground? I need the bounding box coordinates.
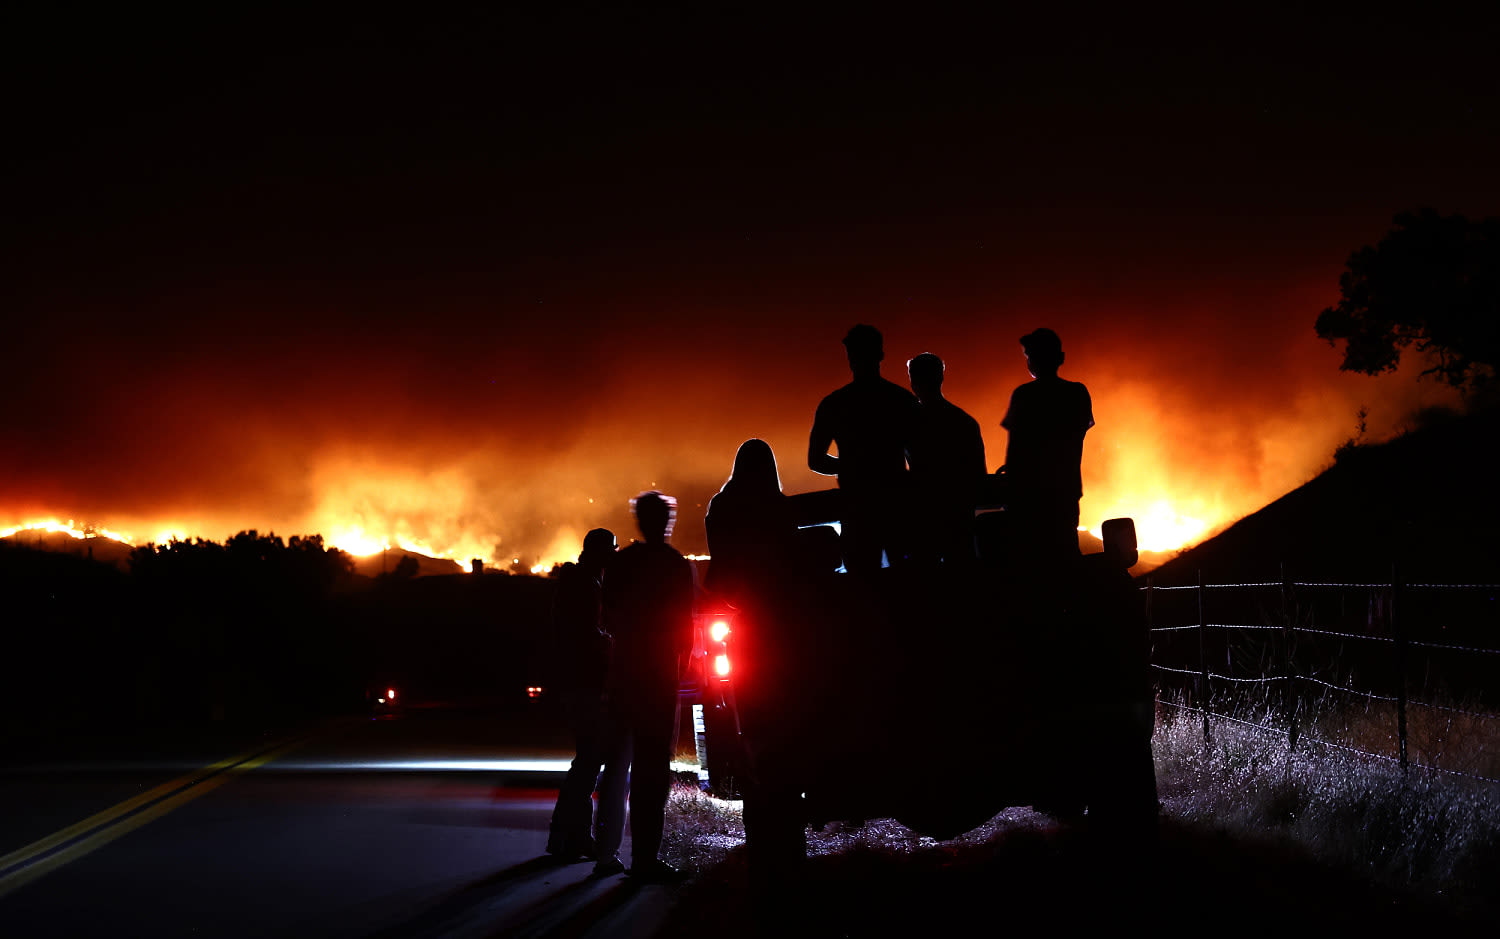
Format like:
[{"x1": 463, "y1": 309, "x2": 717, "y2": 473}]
[{"x1": 655, "y1": 811, "x2": 1494, "y2": 938}]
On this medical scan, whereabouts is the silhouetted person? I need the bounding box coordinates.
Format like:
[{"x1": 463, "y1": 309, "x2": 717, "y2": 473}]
[
  {"x1": 1000, "y1": 328, "x2": 1094, "y2": 570},
  {"x1": 544, "y1": 528, "x2": 618, "y2": 862},
  {"x1": 808, "y1": 324, "x2": 918, "y2": 574},
  {"x1": 905, "y1": 352, "x2": 987, "y2": 566},
  {"x1": 706, "y1": 439, "x2": 799, "y2": 606},
  {"x1": 593, "y1": 491, "x2": 695, "y2": 883},
  {"x1": 705, "y1": 439, "x2": 806, "y2": 891}
]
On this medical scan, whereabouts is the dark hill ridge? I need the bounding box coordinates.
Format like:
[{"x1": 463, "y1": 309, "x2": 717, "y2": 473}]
[
  {"x1": 0, "y1": 529, "x2": 134, "y2": 569},
  {"x1": 348, "y1": 547, "x2": 464, "y2": 579},
  {"x1": 1142, "y1": 407, "x2": 1500, "y2": 588},
  {"x1": 1, "y1": 529, "x2": 466, "y2": 578}
]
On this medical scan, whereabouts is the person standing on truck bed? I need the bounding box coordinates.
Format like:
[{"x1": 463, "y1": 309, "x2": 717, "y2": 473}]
[
  {"x1": 999, "y1": 327, "x2": 1094, "y2": 570},
  {"x1": 544, "y1": 528, "x2": 618, "y2": 863},
  {"x1": 808, "y1": 323, "x2": 918, "y2": 574},
  {"x1": 593, "y1": 491, "x2": 695, "y2": 883},
  {"x1": 905, "y1": 352, "x2": 988, "y2": 567}
]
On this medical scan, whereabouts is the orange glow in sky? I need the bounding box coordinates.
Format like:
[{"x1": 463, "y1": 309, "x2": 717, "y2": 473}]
[
  {"x1": 4, "y1": 12, "x2": 1494, "y2": 577},
  {"x1": 2, "y1": 333, "x2": 1461, "y2": 573}
]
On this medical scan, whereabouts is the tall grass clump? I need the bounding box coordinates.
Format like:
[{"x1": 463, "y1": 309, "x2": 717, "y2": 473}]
[
  {"x1": 660, "y1": 781, "x2": 745, "y2": 874},
  {"x1": 1152, "y1": 689, "x2": 1500, "y2": 915}
]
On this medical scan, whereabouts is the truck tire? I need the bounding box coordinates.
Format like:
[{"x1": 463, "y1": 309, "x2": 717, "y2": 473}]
[{"x1": 694, "y1": 701, "x2": 744, "y2": 799}]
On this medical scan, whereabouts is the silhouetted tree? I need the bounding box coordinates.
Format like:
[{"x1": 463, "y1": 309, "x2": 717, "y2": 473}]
[
  {"x1": 1316, "y1": 208, "x2": 1500, "y2": 396},
  {"x1": 389, "y1": 554, "x2": 420, "y2": 580},
  {"x1": 127, "y1": 531, "x2": 357, "y2": 722}
]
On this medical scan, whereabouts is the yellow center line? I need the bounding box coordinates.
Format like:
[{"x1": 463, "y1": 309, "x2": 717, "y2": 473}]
[
  {"x1": 0, "y1": 736, "x2": 311, "y2": 899},
  {"x1": 0, "y1": 749, "x2": 254, "y2": 873}
]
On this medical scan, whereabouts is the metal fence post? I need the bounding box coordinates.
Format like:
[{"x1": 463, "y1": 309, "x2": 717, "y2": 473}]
[
  {"x1": 1198, "y1": 568, "x2": 1210, "y2": 743},
  {"x1": 1392, "y1": 562, "x2": 1408, "y2": 774}
]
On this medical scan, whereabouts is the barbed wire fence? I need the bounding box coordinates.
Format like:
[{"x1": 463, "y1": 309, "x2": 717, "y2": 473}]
[{"x1": 1143, "y1": 567, "x2": 1500, "y2": 786}]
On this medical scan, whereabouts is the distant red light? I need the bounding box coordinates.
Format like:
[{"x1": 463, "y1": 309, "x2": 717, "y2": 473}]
[{"x1": 713, "y1": 654, "x2": 730, "y2": 677}]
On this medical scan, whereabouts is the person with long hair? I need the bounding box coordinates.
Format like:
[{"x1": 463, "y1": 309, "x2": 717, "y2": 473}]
[
  {"x1": 705, "y1": 438, "x2": 807, "y2": 896},
  {"x1": 705, "y1": 438, "x2": 797, "y2": 606}
]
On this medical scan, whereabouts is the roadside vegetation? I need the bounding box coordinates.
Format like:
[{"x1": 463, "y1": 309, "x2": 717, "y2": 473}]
[
  {"x1": 1151, "y1": 689, "x2": 1500, "y2": 916},
  {"x1": 659, "y1": 695, "x2": 1500, "y2": 931}
]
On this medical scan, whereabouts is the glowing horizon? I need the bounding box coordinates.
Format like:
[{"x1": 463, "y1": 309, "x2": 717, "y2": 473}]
[
  {"x1": 0, "y1": 494, "x2": 1235, "y2": 566},
  {"x1": 2, "y1": 340, "x2": 1467, "y2": 571}
]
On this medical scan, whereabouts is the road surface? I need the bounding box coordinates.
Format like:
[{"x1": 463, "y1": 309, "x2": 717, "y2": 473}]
[{"x1": 0, "y1": 705, "x2": 689, "y2": 938}]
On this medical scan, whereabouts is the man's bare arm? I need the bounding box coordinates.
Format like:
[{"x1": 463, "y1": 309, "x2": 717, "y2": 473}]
[{"x1": 808, "y1": 421, "x2": 839, "y2": 477}]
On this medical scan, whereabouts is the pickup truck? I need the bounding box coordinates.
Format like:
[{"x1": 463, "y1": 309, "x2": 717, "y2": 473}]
[{"x1": 684, "y1": 485, "x2": 1158, "y2": 857}]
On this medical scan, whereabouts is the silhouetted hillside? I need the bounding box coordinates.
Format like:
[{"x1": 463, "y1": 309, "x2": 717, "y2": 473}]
[
  {"x1": 333, "y1": 572, "x2": 559, "y2": 708},
  {"x1": 0, "y1": 536, "x2": 564, "y2": 745},
  {"x1": 1143, "y1": 407, "x2": 1500, "y2": 587},
  {"x1": 0, "y1": 529, "x2": 133, "y2": 569},
  {"x1": 1, "y1": 530, "x2": 470, "y2": 579},
  {"x1": 348, "y1": 548, "x2": 464, "y2": 579}
]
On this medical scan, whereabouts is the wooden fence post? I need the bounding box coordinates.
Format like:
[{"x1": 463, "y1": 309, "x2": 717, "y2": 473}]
[
  {"x1": 1392, "y1": 562, "x2": 1408, "y2": 774},
  {"x1": 1145, "y1": 574, "x2": 1155, "y2": 703},
  {"x1": 1282, "y1": 562, "x2": 1299, "y2": 749},
  {"x1": 1198, "y1": 568, "x2": 1210, "y2": 744}
]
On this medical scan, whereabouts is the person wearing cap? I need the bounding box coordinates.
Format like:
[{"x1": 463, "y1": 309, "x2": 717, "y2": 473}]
[
  {"x1": 808, "y1": 324, "x2": 919, "y2": 574},
  {"x1": 999, "y1": 328, "x2": 1094, "y2": 569},
  {"x1": 544, "y1": 528, "x2": 619, "y2": 862},
  {"x1": 905, "y1": 352, "x2": 988, "y2": 566}
]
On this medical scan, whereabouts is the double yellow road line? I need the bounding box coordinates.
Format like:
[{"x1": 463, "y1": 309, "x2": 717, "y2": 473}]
[{"x1": 0, "y1": 734, "x2": 309, "y2": 898}]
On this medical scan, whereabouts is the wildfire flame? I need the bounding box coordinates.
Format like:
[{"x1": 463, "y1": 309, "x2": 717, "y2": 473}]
[
  {"x1": 1, "y1": 519, "x2": 137, "y2": 546},
  {"x1": 1086, "y1": 500, "x2": 1210, "y2": 555},
  {"x1": 6, "y1": 502, "x2": 1217, "y2": 568},
  {"x1": 323, "y1": 524, "x2": 457, "y2": 563}
]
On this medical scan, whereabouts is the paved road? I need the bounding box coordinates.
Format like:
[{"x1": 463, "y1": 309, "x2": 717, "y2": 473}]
[{"x1": 0, "y1": 706, "x2": 687, "y2": 938}]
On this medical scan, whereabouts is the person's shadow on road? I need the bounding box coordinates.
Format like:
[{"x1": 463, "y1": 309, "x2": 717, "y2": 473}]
[{"x1": 366, "y1": 854, "x2": 671, "y2": 938}]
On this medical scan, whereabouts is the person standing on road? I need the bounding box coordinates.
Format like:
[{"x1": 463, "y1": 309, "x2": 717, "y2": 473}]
[
  {"x1": 807, "y1": 324, "x2": 919, "y2": 574},
  {"x1": 999, "y1": 327, "x2": 1094, "y2": 570},
  {"x1": 706, "y1": 438, "x2": 799, "y2": 608},
  {"x1": 905, "y1": 352, "x2": 987, "y2": 567},
  {"x1": 592, "y1": 491, "x2": 695, "y2": 882},
  {"x1": 544, "y1": 528, "x2": 617, "y2": 862},
  {"x1": 705, "y1": 438, "x2": 809, "y2": 893}
]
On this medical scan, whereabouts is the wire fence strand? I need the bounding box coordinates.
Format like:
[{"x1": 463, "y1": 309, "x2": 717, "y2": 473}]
[
  {"x1": 1153, "y1": 671, "x2": 1500, "y2": 723},
  {"x1": 1142, "y1": 580, "x2": 1500, "y2": 591},
  {"x1": 1140, "y1": 572, "x2": 1497, "y2": 785}
]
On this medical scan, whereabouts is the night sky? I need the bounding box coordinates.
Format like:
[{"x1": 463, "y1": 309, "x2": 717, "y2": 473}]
[{"x1": 5, "y1": 8, "x2": 1497, "y2": 566}]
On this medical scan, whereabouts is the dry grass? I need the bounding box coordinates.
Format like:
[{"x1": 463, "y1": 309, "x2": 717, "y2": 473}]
[
  {"x1": 658, "y1": 694, "x2": 1500, "y2": 932},
  {"x1": 1152, "y1": 690, "x2": 1500, "y2": 913},
  {"x1": 659, "y1": 779, "x2": 745, "y2": 873}
]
